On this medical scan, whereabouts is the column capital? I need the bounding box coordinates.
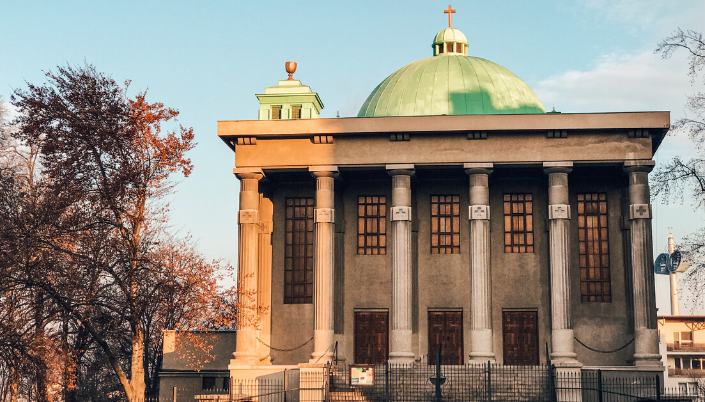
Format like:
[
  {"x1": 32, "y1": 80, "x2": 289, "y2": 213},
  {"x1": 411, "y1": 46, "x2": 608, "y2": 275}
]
[
  {"x1": 543, "y1": 161, "x2": 573, "y2": 175},
  {"x1": 464, "y1": 162, "x2": 493, "y2": 176},
  {"x1": 309, "y1": 165, "x2": 339, "y2": 178},
  {"x1": 233, "y1": 168, "x2": 264, "y2": 181},
  {"x1": 623, "y1": 160, "x2": 655, "y2": 174},
  {"x1": 386, "y1": 164, "x2": 415, "y2": 176}
]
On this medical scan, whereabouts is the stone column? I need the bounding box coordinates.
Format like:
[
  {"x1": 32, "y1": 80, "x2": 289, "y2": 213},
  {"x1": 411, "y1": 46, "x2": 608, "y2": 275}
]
[
  {"x1": 624, "y1": 160, "x2": 661, "y2": 367},
  {"x1": 232, "y1": 171, "x2": 263, "y2": 365},
  {"x1": 465, "y1": 163, "x2": 495, "y2": 362},
  {"x1": 543, "y1": 162, "x2": 579, "y2": 365},
  {"x1": 310, "y1": 166, "x2": 339, "y2": 363},
  {"x1": 387, "y1": 164, "x2": 415, "y2": 363},
  {"x1": 257, "y1": 195, "x2": 273, "y2": 364}
]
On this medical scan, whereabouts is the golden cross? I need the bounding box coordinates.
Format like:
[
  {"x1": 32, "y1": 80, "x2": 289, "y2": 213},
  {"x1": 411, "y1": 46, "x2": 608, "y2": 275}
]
[{"x1": 444, "y1": 5, "x2": 456, "y2": 28}]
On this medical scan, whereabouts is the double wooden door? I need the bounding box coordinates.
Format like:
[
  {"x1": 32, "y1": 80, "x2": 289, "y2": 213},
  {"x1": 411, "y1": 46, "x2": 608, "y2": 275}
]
[
  {"x1": 502, "y1": 311, "x2": 539, "y2": 365},
  {"x1": 428, "y1": 311, "x2": 464, "y2": 365},
  {"x1": 355, "y1": 311, "x2": 389, "y2": 364}
]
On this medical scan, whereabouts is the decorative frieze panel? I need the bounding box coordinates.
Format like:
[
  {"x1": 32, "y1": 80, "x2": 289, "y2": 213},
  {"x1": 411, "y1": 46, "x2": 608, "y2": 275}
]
[
  {"x1": 236, "y1": 136, "x2": 257, "y2": 145},
  {"x1": 312, "y1": 135, "x2": 334, "y2": 144},
  {"x1": 469, "y1": 205, "x2": 490, "y2": 220},
  {"x1": 628, "y1": 129, "x2": 650, "y2": 138},
  {"x1": 547, "y1": 130, "x2": 568, "y2": 138},
  {"x1": 548, "y1": 204, "x2": 570, "y2": 220},
  {"x1": 467, "y1": 131, "x2": 488, "y2": 140},
  {"x1": 238, "y1": 209, "x2": 259, "y2": 224},
  {"x1": 390, "y1": 133, "x2": 410, "y2": 141},
  {"x1": 629, "y1": 204, "x2": 651, "y2": 219},
  {"x1": 391, "y1": 206, "x2": 412, "y2": 221},
  {"x1": 315, "y1": 208, "x2": 335, "y2": 223}
]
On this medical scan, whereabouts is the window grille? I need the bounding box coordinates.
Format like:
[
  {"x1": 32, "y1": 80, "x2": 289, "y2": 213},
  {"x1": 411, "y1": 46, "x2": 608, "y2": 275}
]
[
  {"x1": 285, "y1": 198, "x2": 314, "y2": 304},
  {"x1": 291, "y1": 105, "x2": 302, "y2": 119},
  {"x1": 431, "y1": 195, "x2": 460, "y2": 254},
  {"x1": 503, "y1": 194, "x2": 534, "y2": 253},
  {"x1": 358, "y1": 196, "x2": 386, "y2": 255},
  {"x1": 271, "y1": 105, "x2": 281, "y2": 120},
  {"x1": 578, "y1": 193, "x2": 611, "y2": 302}
]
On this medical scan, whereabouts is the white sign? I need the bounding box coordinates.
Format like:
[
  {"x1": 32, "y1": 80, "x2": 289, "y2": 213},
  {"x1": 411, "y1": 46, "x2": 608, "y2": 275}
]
[{"x1": 350, "y1": 365, "x2": 374, "y2": 386}]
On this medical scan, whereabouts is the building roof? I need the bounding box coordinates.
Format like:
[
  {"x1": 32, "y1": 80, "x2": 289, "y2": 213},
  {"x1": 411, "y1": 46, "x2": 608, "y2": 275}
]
[
  {"x1": 357, "y1": 27, "x2": 546, "y2": 117},
  {"x1": 433, "y1": 28, "x2": 468, "y2": 46}
]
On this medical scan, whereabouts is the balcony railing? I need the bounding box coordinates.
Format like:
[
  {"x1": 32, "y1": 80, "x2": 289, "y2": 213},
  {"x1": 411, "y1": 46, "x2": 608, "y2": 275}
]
[
  {"x1": 667, "y1": 342, "x2": 705, "y2": 351},
  {"x1": 669, "y1": 368, "x2": 705, "y2": 377}
]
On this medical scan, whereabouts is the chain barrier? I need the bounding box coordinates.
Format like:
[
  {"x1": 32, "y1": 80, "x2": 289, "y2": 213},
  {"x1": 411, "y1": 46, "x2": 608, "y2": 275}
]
[
  {"x1": 256, "y1": 336, "x2": 313, "y2": 352},
  {"x1": 574, "y1": 336, "x2": 635, "y2": 353}
]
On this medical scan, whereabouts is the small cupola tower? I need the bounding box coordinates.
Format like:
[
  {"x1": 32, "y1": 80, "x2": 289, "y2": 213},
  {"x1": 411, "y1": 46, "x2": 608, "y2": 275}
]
[
  {"x1": 433, "y1": 5, "x2": 469, "y2": 56},
  {"x1": 256, "y1": 62, "x2": 324, "y2": 120}
]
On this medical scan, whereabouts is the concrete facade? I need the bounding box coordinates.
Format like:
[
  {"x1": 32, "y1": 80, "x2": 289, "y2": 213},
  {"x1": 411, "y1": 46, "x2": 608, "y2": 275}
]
[{"x1": 218, "y1": 112, "x2": 669, "y2": 371}]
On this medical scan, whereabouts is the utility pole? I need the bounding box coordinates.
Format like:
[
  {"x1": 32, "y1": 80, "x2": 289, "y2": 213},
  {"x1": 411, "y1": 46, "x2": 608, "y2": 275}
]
[{"x1": 669, "y1": 231, "x2": 679, "y2": 316}]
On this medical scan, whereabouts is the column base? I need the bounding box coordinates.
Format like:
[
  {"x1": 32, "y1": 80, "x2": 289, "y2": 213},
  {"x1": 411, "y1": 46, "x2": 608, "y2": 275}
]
[
  {"x1": 469, "y1": 329, "x2": 495, "y2": 362},
  {"x1": 233, "y1": 328, "x2": 259, "y2": 365},
  {"x1": 634, "y1": 328, "x2": 662, "y2": 367},
  {"x1": 310, "y1": 329, "x2": 335, "y2": 363},
  {"x1": 389, "y1": 329, "x2": 414, "y2": 363},
  {"x1": 551, "y1": 329, "x2": 579, "y2": 364}
]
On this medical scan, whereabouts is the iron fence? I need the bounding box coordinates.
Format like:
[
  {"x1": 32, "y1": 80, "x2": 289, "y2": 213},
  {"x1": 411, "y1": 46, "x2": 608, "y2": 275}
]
[{"x1": 222, "y1": 363, "x2": 705, "y2": 402}]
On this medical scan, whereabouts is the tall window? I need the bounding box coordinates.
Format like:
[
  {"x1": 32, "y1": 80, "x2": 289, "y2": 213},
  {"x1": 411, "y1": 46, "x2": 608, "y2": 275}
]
[
  {"x1": 291, "y1": 105, "x2": 302, "y2": 119},
  {"x1": 431, "y1": 195, "x2": 460, "y2": 254},
  {"x1": 504, "y1": 194, "x2": 534, "y2": 253},
  {"x1": 285, "y1": 198, "x2": 314, "y2": 304},
  {"x1": 271, "y1": 105, "x2": 282, "y2": 120},
  {"x1": 358, "y1": 196, "x2": 386, "y2": 255},
  {"x1": 578, "y1": 193, "x2": 611, "y2": 302}
]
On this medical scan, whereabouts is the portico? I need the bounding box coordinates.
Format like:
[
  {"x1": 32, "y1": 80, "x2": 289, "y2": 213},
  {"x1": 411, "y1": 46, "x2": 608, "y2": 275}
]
[{"x1": 222, "y1": 109, "x2": 668, "y2": 371}]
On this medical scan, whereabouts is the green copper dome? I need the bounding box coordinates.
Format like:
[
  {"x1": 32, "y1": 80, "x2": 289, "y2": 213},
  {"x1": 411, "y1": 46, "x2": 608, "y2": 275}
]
[{"x1": 358, "y1": 28, "x2": 546, "y2": 117}]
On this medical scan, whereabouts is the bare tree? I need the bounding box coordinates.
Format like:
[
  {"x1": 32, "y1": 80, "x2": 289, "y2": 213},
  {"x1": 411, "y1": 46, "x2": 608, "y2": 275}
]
[
  {"x1": 1, "y1": 64, "x2": 238, "y2": 402},
  {"x1": 654, "y1": 29, "x2": 705, "y2": 312}
]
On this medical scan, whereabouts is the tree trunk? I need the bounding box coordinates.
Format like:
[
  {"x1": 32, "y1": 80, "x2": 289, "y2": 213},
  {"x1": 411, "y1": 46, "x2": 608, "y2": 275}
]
[
  {"x1": 9, "y1": 367, "x2": 19, "y2": 402},
  {"x1": 131, "y1": 324, "x2": 146, "y2": 402},
  {"x1": 34, "y1": 291, "x2": 48, "y2": 402}
]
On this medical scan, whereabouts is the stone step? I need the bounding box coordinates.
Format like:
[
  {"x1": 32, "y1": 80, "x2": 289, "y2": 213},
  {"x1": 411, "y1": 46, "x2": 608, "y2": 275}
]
[{"x1": 329, "y1": 391, "x2": 371, "y2": 401}]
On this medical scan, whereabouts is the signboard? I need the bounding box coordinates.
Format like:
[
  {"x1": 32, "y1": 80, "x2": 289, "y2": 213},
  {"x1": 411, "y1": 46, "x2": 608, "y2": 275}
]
[
  {"x1": 654, "y1": 253, "x2": 670, "y2": 275},
  {"x1": 349, "y1": 365, "x2": 375, "y2": 386},
  {"x1": 671, "y1": 250, "x2": 691, "y2": 273}
]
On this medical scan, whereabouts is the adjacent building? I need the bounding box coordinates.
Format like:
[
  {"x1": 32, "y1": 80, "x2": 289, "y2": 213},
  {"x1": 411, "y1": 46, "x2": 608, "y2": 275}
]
[{"x1": 659, "y1": 316, "x2": 705, "y2": 392}]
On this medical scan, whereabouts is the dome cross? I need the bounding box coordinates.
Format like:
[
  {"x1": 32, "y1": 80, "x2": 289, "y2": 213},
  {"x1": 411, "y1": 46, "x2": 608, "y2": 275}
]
[{"x1": 444, "y1": 5, "x2": 456, "y2": 28}]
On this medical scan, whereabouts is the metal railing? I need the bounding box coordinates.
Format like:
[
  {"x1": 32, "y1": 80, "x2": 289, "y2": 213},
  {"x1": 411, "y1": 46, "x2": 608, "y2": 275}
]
[
  {"x1": 669, "y1": 368, "x2": 705, "y2": 378},
  {"x1": 223, "y1": 362, "x2": 705, "y2": 402},
  {"x1": 667, "y1": 343, "x2": 705, "y2": 352}
]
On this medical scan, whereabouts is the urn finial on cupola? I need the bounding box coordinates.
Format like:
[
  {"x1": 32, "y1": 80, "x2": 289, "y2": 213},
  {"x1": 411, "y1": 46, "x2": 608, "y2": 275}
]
[{"x1": 285, "y1": 61, "x2": 297, "y2": 80}]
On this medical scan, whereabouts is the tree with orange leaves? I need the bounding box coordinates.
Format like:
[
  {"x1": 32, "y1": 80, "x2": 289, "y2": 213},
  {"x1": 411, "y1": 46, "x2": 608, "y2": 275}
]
[{"x1": 2, "y1": 64, "x2": 237, "y2": 402}]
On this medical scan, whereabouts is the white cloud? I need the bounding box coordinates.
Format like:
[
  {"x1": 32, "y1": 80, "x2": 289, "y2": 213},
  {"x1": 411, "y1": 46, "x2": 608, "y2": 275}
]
[
  {"x1": 573, "y1": 0, "x2": 705, "y2": 38},
  {"x1": 534, "y1": 50, "x2": 699, "y2": 117}
]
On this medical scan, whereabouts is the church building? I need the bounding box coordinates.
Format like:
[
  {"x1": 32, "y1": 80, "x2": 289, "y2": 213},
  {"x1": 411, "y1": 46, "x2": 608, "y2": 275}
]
[{"x1": 217, "y1": 9, "x2": 668, "y2": 378}]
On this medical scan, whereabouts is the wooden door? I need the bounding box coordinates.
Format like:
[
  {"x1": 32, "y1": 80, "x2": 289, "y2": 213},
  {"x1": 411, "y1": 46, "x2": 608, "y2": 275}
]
[
  {"x1": 503, "y1": 311, "x2": 539, "y2": 365},
  {"x1": 428, "y1": 311, "x2": 464, "y2": 365},
  {"x1": 355, "y1": 312, "x2": 389, "y2": 364}
]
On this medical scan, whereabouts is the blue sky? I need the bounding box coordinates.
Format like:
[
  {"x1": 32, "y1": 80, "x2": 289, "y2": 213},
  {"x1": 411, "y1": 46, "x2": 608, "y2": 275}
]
[{"x1": 2, "y1": 0, "x2": 704, "y2": 314}]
